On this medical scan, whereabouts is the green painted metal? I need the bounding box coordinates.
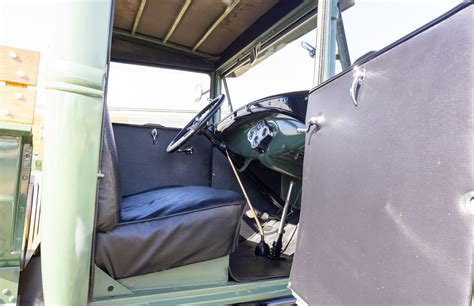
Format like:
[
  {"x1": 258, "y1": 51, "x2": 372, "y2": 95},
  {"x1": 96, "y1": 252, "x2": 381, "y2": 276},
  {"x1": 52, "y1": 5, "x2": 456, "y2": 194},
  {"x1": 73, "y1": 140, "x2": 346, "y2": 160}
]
[
  {"x1": 210, "y1": 71, "x2": 223, "y2": 122},
  {"x1": 90, "y1": 278, "x2": 290, "y2": 306},
  {"x1": 217, "y1": 0, "x2": 317, "y2": 76},
  {"x1": 0, "y1": 132, "x2": 32, "y2": 253},
  {"x1": 40, "y1": 91, "x2": 104, "y2": 305},
  {"x1": 314, "y1": 0, "x2": 338, "y2": 85},
  {"x1": 0, "y1": 136, "x2": 21, "y2": 268},
  {"x1": 113, "y1": 28, "x2": 219, "y2": 60},
  {"x1": 47, "y1": 60, "x2": 106, "y2": 94},
  {"x1": 223, "y1": 114, "x2": 305, "y2": 180},
  {"x1": 0, "y1": 123, "x2": 31, "y2": 138},
  {"x1": 39, "y1": 1, "x2": 113, "y2": 305},
  {"x1": 0, "y1": 267, "x2": 19, "y2": 305},
  {"x1": 11, "y1": 143, "x2": 31, "y2": 265},
  {"x1": 93, "y1": 266, "x2": 133, "y2": 299},
  {"x1": 117, "y1": 256, "x2": 229, "y2": 292},
  {"x1": 93, "y1": 257, "x2": 229, "y2": 299},
  {"x1": 0, "y1": 121, "x2": 32, "y2": 305}
]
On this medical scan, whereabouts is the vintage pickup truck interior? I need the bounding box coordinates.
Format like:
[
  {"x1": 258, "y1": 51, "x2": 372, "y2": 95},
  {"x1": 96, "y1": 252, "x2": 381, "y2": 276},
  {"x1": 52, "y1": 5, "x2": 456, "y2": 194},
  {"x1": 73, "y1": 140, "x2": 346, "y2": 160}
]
[
  {"x1": 13, "y1": 0, "x2": 317, "y2": 304},
  {"x1": 93, "y1": 90, "x2": 307, "y2": 281},
  {"x1": 91, "y1": 0, "x2": 316, "y2": 285},
  {"x1": 1, "y1": 0, "x2": 472, "y2": 305}
]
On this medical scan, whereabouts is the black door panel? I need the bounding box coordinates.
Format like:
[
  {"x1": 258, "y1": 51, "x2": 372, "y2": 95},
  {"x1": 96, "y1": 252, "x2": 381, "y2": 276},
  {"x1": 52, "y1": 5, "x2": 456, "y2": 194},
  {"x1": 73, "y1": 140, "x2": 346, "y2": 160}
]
[
  {"x1": 290, "y1": 5, "x2": 473, "y2": 305},
  {"x1": 113, "y1": 123, "x2": 213, "y2": 196}
]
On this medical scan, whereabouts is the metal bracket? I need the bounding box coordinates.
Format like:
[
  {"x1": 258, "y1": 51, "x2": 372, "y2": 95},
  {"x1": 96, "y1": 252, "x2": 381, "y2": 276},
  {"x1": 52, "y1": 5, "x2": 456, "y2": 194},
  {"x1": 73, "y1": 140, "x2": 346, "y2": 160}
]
[
  {"x1": 297, "y1": 113, "x2": 325, "y2": 134},
  {"x1": 177, "y1": 146, "x2": 194, "y2": 155},
  {"x1": 151, "y1": 128, "x2": 158, "y2": 145},
  {"x1": 462, "y1": 191, "x2": 474, "y2": 215}
]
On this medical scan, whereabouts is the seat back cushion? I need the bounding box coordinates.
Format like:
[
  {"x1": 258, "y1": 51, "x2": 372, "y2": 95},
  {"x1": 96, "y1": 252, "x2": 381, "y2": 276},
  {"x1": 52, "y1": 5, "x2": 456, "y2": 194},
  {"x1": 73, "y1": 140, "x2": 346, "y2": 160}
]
[{"x1": 96, "y1": 109, "x2": 122, "y2": 232}]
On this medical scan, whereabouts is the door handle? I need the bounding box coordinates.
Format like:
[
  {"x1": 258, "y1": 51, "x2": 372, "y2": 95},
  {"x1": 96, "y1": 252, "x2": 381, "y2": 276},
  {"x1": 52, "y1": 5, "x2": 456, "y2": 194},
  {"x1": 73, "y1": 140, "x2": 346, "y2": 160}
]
[
  {"x1": 350, "y1": 66, "x2": 366, "y2": 106},
  {"x1": 297, "y1": 113, "x2": 325, "y2": 134}
]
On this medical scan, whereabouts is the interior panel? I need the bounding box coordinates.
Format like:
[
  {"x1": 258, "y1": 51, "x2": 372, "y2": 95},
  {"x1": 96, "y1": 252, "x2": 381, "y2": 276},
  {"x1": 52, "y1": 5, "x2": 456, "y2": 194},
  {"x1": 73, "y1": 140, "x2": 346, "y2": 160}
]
[
  {"x1": 113, "y1": 123, "x2": 213, "y2": 197},
  {"x1": 111, "y1": 39, "x2": 216, "y2": 72},
  {"x1": 290, "y1": 5, "x2": 474, "y2": 305}
]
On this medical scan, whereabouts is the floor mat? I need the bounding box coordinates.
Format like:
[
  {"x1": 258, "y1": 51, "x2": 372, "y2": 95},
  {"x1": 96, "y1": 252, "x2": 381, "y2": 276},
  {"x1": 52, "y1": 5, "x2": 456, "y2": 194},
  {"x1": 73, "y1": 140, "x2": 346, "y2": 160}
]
[{"x1": 229, "y1": 240, "x2": 293, "y2": 282}]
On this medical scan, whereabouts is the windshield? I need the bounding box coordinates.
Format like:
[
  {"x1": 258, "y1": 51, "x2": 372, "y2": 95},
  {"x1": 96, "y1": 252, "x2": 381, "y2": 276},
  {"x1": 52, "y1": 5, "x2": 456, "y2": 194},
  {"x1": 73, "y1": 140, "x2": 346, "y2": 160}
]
[{"x1": 222, "y1": 29, "x2": 316, "y2": 115}]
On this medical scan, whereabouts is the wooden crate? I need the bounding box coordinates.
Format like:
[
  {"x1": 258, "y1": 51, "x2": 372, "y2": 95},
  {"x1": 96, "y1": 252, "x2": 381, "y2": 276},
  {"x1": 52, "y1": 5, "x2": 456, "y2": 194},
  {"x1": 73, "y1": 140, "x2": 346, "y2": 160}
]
[
  {"x1": 0, "y1": 86, "x2": 36, "y2": 124},
  {"x1": 0, "y1": 45, "x2": 40, "y2": 125},
  {"x1": 0, "y1": 45, "x2": 40, "y2": 85}
]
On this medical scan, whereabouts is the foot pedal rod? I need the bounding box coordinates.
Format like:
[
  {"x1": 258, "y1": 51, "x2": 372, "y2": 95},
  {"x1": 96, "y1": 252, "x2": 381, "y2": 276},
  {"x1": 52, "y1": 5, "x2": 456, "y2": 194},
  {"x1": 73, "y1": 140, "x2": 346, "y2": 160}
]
[
  {"x1": 225, "y1": 149, "x2": 270, "y2": 257},
  {"x1": 271, "y1": 180, "x2": 294, "y2": 260}
]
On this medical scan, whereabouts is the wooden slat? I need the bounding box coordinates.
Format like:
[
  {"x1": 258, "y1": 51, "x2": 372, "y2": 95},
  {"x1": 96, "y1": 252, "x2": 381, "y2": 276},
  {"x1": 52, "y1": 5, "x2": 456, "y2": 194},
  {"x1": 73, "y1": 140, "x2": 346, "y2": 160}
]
[
  {"x1": 0, "y1": 86, "x2": 36, "y2": 124},
  {"x1": 0, "y1": 45, "x2": 40, "y2": 85}
]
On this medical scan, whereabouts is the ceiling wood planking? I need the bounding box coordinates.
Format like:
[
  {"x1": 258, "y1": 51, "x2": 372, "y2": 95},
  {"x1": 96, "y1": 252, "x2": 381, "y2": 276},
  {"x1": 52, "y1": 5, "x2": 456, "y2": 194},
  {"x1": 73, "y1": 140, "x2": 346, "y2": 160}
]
[
  {"x1": 114, "y1": 0, "x2": 283, "y2": 56},
  {"x1": 114, "y1": 0, "x2": 141, "y2": 31},
  {"x1": 131, "y1": 0, "x2": 148, "y2": 35},
  {"x1": 137, "y1": 0, "x2": 184, "y2": 39},
  {"x1": 192, "y1": 0, "x2": 241, "y2": 51},
  {"x1": 198, "y1": 0, "x2": 279, "y2": 55},
  {"x1": 164, "y1": 0, "x2": 192, "y2": 43},
  {"x1": 168, "y1": 0, "x2": 229, "y2": 49}
]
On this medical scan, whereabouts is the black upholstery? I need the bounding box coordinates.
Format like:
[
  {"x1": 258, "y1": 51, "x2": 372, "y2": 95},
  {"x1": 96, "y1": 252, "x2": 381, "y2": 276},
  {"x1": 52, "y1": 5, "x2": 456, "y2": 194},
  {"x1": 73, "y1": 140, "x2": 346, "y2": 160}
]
[
  {"x1": 96, "y1": 109, "x2": 122, "y2": 233},
  {"x1": 95, "y1": 109, "x2": 246, "y2": 279},
  {"x1": 96, "y1": 186, "x2": 244, "y2": 279},
  {"x1": 113, "y1": 124, "x2": 214, "y2": 197},
  {"x1": 121, "y1": 185, "x2": 245, "y2": 222}
]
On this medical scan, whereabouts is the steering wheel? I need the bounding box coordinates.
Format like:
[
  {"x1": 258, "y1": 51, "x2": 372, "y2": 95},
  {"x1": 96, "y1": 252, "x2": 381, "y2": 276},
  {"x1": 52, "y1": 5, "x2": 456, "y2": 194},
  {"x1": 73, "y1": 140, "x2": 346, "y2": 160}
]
[{"x1": 167, "y1": 94, "x2": 225, "y2": 153}]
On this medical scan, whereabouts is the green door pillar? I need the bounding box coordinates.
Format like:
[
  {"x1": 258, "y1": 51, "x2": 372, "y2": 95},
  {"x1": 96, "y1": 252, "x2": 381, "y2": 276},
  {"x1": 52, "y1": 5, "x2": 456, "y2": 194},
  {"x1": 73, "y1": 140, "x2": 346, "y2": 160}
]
[{"x1": 40, "y1": 1, "x2": 113, "y2": 305}]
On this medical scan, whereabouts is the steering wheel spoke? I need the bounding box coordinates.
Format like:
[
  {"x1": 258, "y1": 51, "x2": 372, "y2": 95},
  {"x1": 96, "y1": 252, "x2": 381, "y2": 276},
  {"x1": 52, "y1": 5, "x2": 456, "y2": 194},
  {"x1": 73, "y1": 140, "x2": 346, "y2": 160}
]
[{"x1": 166, "y1": 94, "x2": 225, "y2": 153}]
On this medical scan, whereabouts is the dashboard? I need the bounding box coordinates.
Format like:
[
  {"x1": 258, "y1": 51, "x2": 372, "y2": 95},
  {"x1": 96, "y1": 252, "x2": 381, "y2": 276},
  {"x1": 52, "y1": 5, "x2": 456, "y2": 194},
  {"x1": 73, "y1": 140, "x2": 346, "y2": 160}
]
[{"x1": 217, "y1": 91, "x2": 308, "y2": 180}]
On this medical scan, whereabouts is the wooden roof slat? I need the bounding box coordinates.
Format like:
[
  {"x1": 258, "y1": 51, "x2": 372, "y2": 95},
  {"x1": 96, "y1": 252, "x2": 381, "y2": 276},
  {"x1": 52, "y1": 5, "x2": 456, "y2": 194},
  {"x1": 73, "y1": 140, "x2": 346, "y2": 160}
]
[
  {"x1": 192, "y1": 0, "x2": 240, "y2": 52},
  {"x1": 131, "y1": 0, "x2": 147, "y2": 35},
  {"x1": 163, "y1": 0, "x2": 192, "y2": 44}
]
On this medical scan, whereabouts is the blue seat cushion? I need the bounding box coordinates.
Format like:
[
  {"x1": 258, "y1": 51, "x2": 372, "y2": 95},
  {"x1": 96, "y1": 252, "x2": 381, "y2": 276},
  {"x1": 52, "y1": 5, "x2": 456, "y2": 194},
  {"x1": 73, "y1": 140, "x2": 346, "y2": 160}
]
[
  {"x1": 120, "y1": 185, "x2": 245, "y2": 222},
  {"x1": 96, "y1": 185, "x2": 246, "y2": 279}
]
